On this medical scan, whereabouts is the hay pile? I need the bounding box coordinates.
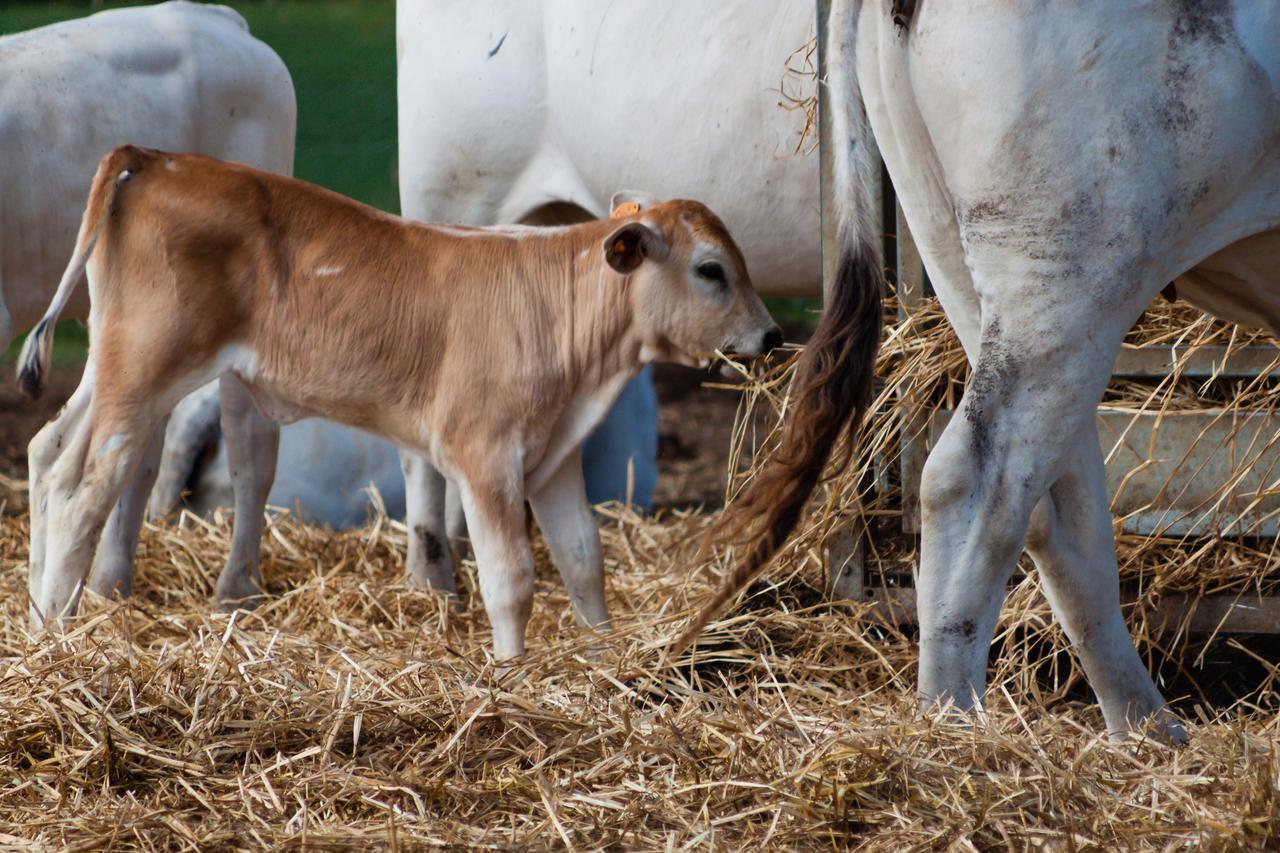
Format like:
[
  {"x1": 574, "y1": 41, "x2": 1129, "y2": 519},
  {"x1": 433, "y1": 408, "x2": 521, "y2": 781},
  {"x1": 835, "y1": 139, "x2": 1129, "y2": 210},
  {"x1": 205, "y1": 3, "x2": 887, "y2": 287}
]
[
  {"x1": 0, "y1": 299, "x2": 1275, "y2": 846},
  {"x1": 0, "y1": 504, "x2": 1275, "y2": 848}
]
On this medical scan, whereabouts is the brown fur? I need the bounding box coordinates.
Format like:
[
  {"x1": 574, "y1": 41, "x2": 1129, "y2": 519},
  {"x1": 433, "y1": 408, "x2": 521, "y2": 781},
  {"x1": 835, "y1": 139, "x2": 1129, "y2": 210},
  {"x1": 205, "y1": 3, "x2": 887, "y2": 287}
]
[{"x1": 25, "y1": 145, "x2": 773, "y2": 536}]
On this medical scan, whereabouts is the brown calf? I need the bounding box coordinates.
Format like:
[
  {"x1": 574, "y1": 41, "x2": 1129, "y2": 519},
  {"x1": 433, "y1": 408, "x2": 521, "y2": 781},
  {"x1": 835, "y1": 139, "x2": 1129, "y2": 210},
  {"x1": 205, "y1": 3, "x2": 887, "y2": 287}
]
[{"x1": 20, "y1": 146, "x2": 779, "y2": 659}]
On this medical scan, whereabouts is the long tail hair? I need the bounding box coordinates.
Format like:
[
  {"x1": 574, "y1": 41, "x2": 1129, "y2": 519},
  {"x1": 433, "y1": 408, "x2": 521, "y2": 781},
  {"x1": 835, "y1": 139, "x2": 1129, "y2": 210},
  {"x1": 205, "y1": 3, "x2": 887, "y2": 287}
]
[{"x1": 670, "y1": 0, "x2": 883, "y2": 656}]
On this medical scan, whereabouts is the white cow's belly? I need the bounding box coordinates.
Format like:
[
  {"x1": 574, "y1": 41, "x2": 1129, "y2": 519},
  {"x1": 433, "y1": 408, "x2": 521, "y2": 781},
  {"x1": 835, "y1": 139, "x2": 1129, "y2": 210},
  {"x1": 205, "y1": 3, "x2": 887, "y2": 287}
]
[{"x1": 192, "y1": 420, "x2": 406, "y2": 528}]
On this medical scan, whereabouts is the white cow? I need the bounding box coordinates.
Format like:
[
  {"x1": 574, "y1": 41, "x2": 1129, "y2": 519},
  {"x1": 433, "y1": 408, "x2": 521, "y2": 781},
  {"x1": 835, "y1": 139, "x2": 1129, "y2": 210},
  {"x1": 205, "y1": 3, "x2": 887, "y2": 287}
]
[
  {"x1": 3, "y1": 2, "x2": 295, "y2": 599},
  {"x1": 684, "y1": 0, "x2": 1280, "y2": 741},
  {"x1": 395, "y1": 0, "x2": 819, "y2": 586}
]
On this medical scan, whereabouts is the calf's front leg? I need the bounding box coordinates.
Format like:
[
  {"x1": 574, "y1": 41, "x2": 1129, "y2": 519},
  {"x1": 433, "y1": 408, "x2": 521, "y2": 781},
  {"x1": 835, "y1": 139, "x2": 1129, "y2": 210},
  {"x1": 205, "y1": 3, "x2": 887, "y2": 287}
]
[
  {"x1": 529, "y1": 450, "x2": 610, "y2": 630},
  {"x1": 455, "y1": 470, "x2": 535, "y2": 661}
]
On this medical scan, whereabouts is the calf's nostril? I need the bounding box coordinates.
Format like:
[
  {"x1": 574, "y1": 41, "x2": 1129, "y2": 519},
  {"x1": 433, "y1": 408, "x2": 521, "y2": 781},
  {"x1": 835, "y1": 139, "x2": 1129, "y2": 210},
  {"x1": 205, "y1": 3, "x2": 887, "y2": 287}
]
[{"x1": 762, "y1": 326, "x2": 784, "y2": 353}]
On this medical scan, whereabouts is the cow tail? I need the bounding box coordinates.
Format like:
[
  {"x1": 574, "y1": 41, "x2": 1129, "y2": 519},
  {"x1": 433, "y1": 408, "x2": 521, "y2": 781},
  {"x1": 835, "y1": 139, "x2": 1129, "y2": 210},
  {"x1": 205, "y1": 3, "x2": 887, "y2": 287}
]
[
  {"x1": 670, "y1": 0, "x2": 882, "y2": 657},
  {"x1": 17, "y1": 146, "x2": 140, "y2": 400}
]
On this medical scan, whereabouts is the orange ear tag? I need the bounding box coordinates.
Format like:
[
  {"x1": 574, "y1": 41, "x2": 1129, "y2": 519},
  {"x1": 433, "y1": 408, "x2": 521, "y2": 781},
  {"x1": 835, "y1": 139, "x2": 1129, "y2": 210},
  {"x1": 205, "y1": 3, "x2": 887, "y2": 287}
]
[{"x1": 611, "y1": 201, "x2": 641, "y2": 219}]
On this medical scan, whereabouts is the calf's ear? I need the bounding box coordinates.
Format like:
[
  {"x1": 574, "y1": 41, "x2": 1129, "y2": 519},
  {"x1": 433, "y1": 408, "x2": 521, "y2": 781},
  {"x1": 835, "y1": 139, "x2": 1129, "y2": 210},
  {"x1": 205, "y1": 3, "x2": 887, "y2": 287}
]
[
  {"x1": 610, "y1": 190, "x2": 660, "y2": 219},
  {"x1": 603, "y1": 222, "x2": 669, "y2": 274}
]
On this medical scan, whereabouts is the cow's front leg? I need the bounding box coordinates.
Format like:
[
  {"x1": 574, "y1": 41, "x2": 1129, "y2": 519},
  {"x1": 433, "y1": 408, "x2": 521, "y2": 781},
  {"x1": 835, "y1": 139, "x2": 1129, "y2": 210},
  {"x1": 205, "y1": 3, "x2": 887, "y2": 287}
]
[
  {"x1": 456, "y1": 468, "x2": 534, "y2": 661},
  {"x1": 529, "y1": 450, "x2": 610, "y2": 630},
  {"x1": 88, "y1": 415, "x2": 168, "y2": 598},
  {"x1": 213, "y1": 375, "x2": 279, "y2": 610},
  {"x1": 399, "y1": 450, "x2": 457, "y2": 593}
]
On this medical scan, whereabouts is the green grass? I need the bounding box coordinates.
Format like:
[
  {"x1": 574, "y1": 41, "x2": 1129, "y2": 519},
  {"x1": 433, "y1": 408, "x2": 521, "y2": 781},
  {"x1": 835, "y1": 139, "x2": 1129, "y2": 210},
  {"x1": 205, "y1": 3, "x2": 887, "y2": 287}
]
[
  {"x1": 764, "y1": 297, "x2": 822, "y2": 333},
  {"x1": 1, "y1": 320, "x2": 87, "y2": 368}
]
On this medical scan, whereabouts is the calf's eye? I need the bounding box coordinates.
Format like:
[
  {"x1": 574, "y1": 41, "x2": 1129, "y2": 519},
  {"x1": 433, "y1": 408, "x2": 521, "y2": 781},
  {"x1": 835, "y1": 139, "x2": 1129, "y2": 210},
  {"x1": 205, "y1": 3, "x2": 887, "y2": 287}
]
[{"x1": 696, "y1": 262, "x2": 726, "y2": 283}]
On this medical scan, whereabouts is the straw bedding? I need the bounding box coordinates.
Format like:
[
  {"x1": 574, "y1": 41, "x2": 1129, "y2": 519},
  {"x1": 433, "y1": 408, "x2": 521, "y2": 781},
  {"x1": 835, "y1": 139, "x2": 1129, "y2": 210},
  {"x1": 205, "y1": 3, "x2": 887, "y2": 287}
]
[{"x1": 0, "y1": 300, "x2": 1275, "y2": 847}]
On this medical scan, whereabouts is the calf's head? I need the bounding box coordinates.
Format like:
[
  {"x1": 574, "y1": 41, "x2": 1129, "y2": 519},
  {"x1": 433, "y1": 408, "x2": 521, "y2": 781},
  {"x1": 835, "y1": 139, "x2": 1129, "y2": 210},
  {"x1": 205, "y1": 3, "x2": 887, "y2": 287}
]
[{"x1": 603, "y1": 192, "x2": 781, "y2": 368}]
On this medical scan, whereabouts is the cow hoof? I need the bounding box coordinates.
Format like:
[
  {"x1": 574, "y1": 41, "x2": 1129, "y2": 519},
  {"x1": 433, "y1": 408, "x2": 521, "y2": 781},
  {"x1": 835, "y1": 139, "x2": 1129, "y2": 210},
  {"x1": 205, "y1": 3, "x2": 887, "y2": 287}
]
[
  {"x1": 216, "y1": 594, "x2": 265, "y2": 614},
  {"x1": 86, "y1": 572, "x2": 132, "y2": 601},
  {"x1": 215, "y1": 573, "x2": 265, "y2": 612},
  {"x1": 1121, "y1": 709, "x2": 1189, "y2": 747}
]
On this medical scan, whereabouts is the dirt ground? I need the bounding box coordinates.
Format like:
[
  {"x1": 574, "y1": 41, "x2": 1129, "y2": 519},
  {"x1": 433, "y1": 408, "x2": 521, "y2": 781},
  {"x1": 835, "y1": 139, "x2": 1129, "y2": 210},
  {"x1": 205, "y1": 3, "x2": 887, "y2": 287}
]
[{"x1": 0, "y1": 359, "x2": 744, "y2": 512}]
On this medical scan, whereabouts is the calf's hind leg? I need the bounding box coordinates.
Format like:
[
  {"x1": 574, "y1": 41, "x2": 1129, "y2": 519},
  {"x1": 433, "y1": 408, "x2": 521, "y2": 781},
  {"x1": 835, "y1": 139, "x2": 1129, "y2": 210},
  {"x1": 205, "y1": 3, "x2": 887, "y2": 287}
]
[
  {"x1": 36, "y1": 405, "x2": 166, "y2": 627},
  {"x1": 27, "y1": 363, "x2": 95, "y2": 627},
  {"x1": 213, "y1": 375, "x2": 280, "y2": 610},
  {"x1": 87, "y1": 417, "x2": 168, "y2": 599},
  {"x1": 36, "y1": 316, "x2": 221, "y2": 627}
]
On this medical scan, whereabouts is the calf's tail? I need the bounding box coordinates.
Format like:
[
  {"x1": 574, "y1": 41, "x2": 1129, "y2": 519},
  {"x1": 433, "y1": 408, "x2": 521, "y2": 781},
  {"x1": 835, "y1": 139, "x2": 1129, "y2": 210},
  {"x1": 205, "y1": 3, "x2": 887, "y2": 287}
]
[{"x1": 17, "y1": 146, "x2": 140, "y2": 400}]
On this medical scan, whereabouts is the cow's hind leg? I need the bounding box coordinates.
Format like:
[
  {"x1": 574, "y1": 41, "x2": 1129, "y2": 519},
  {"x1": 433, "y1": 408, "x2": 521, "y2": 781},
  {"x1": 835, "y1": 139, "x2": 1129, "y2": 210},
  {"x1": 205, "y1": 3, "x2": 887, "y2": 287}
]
[
  {"x1": 87, "y1": 416, "x2": 168, "y2": 599},
  {"x1": 148, "y1": 381, "x2": 222, "y2": 519},
  {"x1": 1025, "y1": 439, "x2": 1184, "y2": 741},
  {"x1": 529, "y1": 450, "x2": 610, "y2": 630},
  {"x1": 916, "y1": 304, "x2": 1144, "y2": 722},
  {"x1": 213, "y1": 374, "x2": 279, "y2": 610},
  {"x1": 399, "y1": 450, "x2": 457, "y2": 593}
]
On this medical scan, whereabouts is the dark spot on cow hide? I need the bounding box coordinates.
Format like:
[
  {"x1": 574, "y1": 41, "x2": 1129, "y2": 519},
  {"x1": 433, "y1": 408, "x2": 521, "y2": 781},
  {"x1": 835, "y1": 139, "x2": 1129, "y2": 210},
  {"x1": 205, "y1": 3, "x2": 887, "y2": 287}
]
[
  {"x1": 1170, "y1": 0, "x2": 1233, "y2": 46},
  {"x1": 963, "y1": 318, "x2": 1020, "y2": 470},
  {"x1": 961, "y1": 196, "x2": 1010, "y2": 225},
  {"x1": 415, "y1": 525, "x2": 444, "y2": 562},
  {"x1": 1160, "y1": 1, "x2": 1238, "y2": 135},
  {"x1": 488, "y1": 31, "x2": 508, "y2": 59},
  {"x1": 939, "y1": 618, "x2": 978, "y2": 641}
]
